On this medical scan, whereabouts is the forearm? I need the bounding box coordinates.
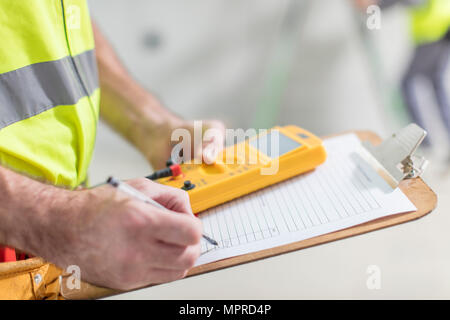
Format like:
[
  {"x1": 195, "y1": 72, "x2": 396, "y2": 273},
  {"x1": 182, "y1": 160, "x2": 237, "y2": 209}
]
[
  {"x1": 0, "y1": 165, "x2": 203, "y2": 289},
  {"x1": 0, "y1": 166, "x2": 75, "y2": 260},
  {"x1": 93, "y1": 22, "x2": 179, "y2": 149}
]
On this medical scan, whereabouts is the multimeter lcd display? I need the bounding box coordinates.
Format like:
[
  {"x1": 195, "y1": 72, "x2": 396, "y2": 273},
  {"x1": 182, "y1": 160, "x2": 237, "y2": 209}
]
[{"x1": 249, "y1": 130, "x2": 302, "y2": 159}]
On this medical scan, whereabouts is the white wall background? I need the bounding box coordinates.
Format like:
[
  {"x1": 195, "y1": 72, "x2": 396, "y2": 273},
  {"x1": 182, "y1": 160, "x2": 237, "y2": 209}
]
[{"x1": 88, "y1": 0, "x2": 412, "y2": 183}]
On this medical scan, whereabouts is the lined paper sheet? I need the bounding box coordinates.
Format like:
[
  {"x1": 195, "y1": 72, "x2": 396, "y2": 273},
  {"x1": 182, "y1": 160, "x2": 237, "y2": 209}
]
[{"x1": 196, "y1": 134, "x2": 417, "y2": 266}]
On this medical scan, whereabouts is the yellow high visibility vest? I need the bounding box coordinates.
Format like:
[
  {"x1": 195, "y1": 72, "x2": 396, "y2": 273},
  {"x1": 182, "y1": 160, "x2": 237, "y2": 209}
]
[
  {"x1": 409, "y1": 0, "x2": 450, "y2": 44},
  {"x1": 0, "y1": 0, "x2": 100, "y2": 188}
]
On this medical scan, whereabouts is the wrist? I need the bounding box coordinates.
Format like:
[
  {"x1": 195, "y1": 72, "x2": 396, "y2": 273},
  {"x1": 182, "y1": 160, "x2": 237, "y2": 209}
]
[
  {"x1": 32, "y1": 187, "x2": 92, "y2": 266},
  {"x1": 4, "y1": 181, "x2": 79, "y2": 263},
  {"x1": 130, "y1": 100, "x2": 183, "y2": 152}
]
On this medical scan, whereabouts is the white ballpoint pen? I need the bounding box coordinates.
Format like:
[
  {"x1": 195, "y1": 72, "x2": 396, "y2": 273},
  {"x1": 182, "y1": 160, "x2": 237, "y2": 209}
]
[{"x1": 106, "y1": 176, "x2": 218, "y2": 246}]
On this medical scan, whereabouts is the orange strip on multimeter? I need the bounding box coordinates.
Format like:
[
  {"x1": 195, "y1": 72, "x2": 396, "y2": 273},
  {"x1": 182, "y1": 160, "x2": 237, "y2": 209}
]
[{"x1": 158, "y1": 125, "x2": 327, "y2": 214}]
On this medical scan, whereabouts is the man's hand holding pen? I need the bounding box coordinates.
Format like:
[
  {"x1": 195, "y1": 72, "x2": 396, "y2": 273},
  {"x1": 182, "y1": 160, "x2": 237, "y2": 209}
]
[{"x1": 45, "y1": 178, "x2": 203, "y2": 291}]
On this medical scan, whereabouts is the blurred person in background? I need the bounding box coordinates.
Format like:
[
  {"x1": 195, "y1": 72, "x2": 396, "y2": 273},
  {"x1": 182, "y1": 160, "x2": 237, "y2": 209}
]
[{"x1": 356, "y1": 0, "x2": 450, "y2": 147}]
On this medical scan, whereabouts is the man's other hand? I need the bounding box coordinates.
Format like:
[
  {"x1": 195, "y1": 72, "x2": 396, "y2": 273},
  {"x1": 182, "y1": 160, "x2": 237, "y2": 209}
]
[{"x1": 134, "y1": 117, "x2": 226, "y2": 170}]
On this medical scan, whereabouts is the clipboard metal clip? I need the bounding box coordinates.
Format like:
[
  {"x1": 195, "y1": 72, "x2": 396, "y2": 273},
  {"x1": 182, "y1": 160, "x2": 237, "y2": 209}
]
[{"x1": 362, "y1": 123, "x2": 428, "y2": 188}]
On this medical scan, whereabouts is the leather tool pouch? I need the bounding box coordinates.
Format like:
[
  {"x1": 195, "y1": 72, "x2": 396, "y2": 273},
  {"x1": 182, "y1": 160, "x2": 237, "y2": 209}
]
[
  {"x1": 0, "y1": 257, "x2": 116, "y2": 300},
  {"x1": 0, "y1": 258, "x2": 63, "y2": 300}
]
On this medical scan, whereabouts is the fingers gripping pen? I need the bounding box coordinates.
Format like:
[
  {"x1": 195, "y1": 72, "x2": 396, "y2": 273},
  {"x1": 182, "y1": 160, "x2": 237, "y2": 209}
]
[{"x1": 107, "y1": 177, "x2": 218, "y2": 246}]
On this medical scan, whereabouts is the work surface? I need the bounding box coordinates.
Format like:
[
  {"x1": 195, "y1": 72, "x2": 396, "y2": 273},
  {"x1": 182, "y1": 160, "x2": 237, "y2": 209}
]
[{"x1": 95, "y1": 131, "x2": 446, "y2": 299}]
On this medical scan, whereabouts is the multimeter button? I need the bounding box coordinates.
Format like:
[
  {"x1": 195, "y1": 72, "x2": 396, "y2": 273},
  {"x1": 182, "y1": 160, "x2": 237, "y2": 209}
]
[
  {"x1": 200, "y1": 164, "x2": 226, "y2": 175},
  {"x1": 182, "y1": 180, "x2": 195, "y2": 191},
  {"x1": 297, "y1": 133, "x2": 309, "y2": 139}
]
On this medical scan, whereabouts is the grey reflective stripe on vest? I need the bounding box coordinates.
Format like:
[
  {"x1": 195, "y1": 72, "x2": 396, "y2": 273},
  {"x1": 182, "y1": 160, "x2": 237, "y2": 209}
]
[{"x1": 0, "y1": 50, "x2": 98, "y2": 130}]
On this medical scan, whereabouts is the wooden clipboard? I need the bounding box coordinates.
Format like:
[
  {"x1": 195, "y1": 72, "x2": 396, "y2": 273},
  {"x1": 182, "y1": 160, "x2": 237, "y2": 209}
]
[{"x1": 66, "y1": 131, "x2": 437, "y2": 299}]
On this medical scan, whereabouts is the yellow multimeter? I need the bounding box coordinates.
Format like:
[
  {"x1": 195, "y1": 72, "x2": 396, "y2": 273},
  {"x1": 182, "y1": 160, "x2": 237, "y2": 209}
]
[{"x1": 158, "y1": 125, "x2": 327, "y2": 214}]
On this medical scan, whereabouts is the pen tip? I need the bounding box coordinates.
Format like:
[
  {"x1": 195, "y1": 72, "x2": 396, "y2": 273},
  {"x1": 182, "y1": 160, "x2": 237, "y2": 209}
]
[{"x1": 203, "y1": 235, "x2": 218, "y2": 246}]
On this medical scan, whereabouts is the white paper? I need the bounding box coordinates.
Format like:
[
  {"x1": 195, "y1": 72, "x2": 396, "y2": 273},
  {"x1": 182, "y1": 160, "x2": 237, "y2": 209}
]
[{"x1": 196, "y1": 134, "x2": 417, "y2": 266}]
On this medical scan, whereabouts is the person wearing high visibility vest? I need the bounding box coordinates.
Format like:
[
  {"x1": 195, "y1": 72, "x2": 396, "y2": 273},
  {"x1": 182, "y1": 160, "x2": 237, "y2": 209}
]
[
  {"x1": 355, "y1": 0, "x2": 450, "y2": 144},
  {"x1": 0, "y1": 0, "x2": 225, "y2": 294},
  {"x1": 403, "y1": 0, "x2": 450, "y2": 145}
]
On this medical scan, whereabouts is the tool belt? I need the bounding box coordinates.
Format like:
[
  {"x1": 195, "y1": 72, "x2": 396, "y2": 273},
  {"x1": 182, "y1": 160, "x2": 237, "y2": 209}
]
[
  {"x1": 0, "y1": 258, "x2": 62, "y2": 300},
  {"x1": 0, "y1": 257, "x2": 115, "y2": 300}
]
